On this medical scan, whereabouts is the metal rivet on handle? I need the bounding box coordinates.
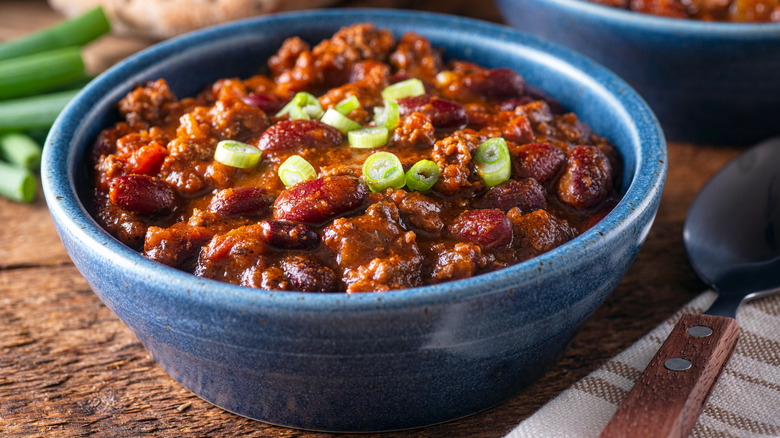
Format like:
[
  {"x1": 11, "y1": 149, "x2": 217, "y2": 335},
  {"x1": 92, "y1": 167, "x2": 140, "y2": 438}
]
[
  {"x1": 664, "y1": 358, "x2": 692, "y2": 371},
  {"x1": 688, "y1": 326, "x2": 713, "y2": 337}
]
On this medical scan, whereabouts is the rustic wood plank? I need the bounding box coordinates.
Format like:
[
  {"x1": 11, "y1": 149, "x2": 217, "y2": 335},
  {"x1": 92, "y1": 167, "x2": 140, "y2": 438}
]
[{"x1": 0, "y1": 188, "x2": 72, "y2": 268}]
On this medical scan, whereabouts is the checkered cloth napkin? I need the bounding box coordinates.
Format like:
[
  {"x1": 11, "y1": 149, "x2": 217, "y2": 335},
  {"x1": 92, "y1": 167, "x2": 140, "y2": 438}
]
[{"x1": 507, "y1": 291, "x2": 780, "y2": 438}]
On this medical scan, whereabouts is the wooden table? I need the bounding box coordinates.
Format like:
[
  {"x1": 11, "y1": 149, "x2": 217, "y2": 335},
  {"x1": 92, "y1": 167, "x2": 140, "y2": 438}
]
[{"x1": 0, "y1": 1, "x2": 744, "y2": 436}]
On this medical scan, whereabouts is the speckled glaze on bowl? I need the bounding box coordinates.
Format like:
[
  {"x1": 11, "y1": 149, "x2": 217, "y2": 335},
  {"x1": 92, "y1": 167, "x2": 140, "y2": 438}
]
[
  {"x1": 42, "y1": 9, "x2": 666, "y2": 432},
  {"x1": 496, "y1": 0, "x2": 780, "y2": 145}
]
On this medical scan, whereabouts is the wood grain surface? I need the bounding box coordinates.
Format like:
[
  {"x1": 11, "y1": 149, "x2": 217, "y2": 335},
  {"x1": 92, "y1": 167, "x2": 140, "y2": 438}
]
[{"x1": 0, "y1": 1, "x2": 745, "y2": 436}]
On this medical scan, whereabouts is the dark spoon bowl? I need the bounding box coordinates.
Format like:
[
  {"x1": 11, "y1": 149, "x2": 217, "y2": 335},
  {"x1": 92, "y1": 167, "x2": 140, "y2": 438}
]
[
  {"x1": 684, "y1": 137, "x2": 780, "y2": 315},
  {"x1": 41, "y1": 9, "x2": 666, "y2": 432}
]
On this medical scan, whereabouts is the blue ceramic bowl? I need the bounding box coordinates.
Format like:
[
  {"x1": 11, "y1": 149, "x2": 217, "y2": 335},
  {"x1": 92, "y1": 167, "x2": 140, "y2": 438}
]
[
  {"x1": 42, "y1": 9, "x2": 666, "y2": 432},
  {"x1": 496, "y1": 0, "x2": 780, "y2": 145}
]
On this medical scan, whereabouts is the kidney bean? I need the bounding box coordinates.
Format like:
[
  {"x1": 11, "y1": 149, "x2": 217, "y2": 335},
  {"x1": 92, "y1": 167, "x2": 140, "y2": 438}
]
[
  {"x1": 109, "y1": 175, "x2": 177, "y2": 215},
  {"x1": 260, "y1": 220, "x2": 319, "y2": 249},
  {"x1": 498, "y1": 97, "x2": 533, "y2": 111},
  {"x1": 597, "y1": 142, "x2": 623, "y2": 184},
  {"x1": 473, "y1": 178, "x2": 546, "y2": 213},
  {"x1": 518, "y1": 100, "x2": 555, "y2": 124},
  {"x1": 282, "y1": 255, "x2": 339, "y2": 292},
  {"x1": 208, "y1": 187, "x2": 271, "y2": 217},
  {"x1": 557, "y1": 145, "x2": 613, "y2": 208},
  {"x1": 242, "y1": 92, "x2": 286, "y2": 114},
  {"x1": 511, "y1": 142, "x2": 565, "y2": 183},
  {"x1": 467, "y1": 68, "x2": 525, "y2": 100},
  {"x1": 398, "y1": 95, "x2": 468, "y2": 129},
  {"x1": 449, "y1": 209, "x2": 512, "y2": 248},
  {"x1": 273, "y1": 176, "x2": 367, "y2": 224},
  {"x1": 257, "y1": 119, "x2": 342, "y2": 152}
]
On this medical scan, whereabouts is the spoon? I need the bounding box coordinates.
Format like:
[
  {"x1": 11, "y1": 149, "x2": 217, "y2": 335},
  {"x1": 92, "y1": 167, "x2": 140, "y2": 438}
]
[{"x1": 600, "y1": 137, "x2": 780, "y2": 438}]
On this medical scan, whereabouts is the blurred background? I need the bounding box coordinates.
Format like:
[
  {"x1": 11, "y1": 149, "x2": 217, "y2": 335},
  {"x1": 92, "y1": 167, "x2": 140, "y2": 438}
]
[{"x1": 2, "y1": 0, "x2": 503, "y2": 74}]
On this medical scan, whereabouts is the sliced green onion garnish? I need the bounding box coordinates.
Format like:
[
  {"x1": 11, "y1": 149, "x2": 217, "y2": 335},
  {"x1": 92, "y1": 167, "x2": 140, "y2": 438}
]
[
  {"x1": 275, "y1": 91, "x2": 323, "y2": 120},
  {"x1": 320, "y1": 108, "x2": 362, "y2": 134},
  {"x1": 473, "y1": 137, "x2": 511, "y2": 188},
  {"x1": 348, "y1": 127, "x2": 389, "y2": 149},
  {"x1": 381, "y1": 78, "x2": 426, "y2": 101},
  {"x1": 295, "y1": 92, "x2": 324, "y2": 119},
  {"x1": 0, "y1": 132, "x2": 42, "y2": 170},
  {"x1": 335, "y1": 95, "x2": 360, "y2": 115},
  {"x1": 362, "y1": 152, "x2": 405, "y2": 192},
  {"x1": 278, "y1": 155, "x2": 316, "y2": 187},
  {"x1": 405, "y1": 159, "x2": 440, "y2": 192},
  {"x1": 373, "y1": 100, "x2": 400, "y2": 130},
  {"x1": 214, "y1": 140, "x2": 262, "y2": 168},
  {"x1": 282, "y1": 104, "x2": 307, "y2": 120},
  {"x1": 0, "y1": 161, "x2": 35, "y2": 203}
]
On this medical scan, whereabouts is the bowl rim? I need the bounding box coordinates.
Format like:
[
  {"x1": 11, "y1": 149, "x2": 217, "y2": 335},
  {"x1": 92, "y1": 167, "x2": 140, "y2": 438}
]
[
  {"x1": 42, "y1": 8, "x2": 666, "y2": 313},
  {"x1": 525, "y1": 0, "x2": 780, "y2": 33}
]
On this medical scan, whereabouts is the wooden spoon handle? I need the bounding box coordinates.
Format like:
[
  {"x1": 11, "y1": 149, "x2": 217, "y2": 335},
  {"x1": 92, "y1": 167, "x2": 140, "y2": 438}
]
[{"x1": 600, "y1": 313, "x2": 739, "y2": 438}]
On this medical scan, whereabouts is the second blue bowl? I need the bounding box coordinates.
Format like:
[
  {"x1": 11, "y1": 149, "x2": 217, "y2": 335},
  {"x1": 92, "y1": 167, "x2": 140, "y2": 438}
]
[{"x1": 496, "y1": 0, "x2": 780, "y2": 145}]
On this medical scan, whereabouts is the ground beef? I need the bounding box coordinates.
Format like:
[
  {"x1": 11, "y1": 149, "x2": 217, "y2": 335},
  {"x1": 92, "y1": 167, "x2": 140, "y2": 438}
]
[{"x1": 323, "y1": 202, "x2": 423, "y2": 292}]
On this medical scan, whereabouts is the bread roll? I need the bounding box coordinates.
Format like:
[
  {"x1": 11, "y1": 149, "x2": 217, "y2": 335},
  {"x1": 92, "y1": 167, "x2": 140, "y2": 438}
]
[{"x1": 48, "y1": 0, "x2": 341, "y2": 39}]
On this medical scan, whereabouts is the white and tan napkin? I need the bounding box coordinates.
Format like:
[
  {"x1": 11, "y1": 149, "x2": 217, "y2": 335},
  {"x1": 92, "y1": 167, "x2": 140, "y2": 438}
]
[{"x1": 508, "y1": 291, "x2": 780, "y2": 438}]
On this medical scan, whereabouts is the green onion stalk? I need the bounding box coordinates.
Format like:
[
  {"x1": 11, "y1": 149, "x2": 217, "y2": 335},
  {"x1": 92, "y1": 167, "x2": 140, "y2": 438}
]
[
  {"x1": 0, "y1": 132, "x2": 42, "y2": 170},
  {"x1": 0, "y1": 89, "x2": 81, "y2": 132},
  {"x1": 0, "y1": 160, "x2": 36, "y2": 203},
  {"x1": 0, "y1": 47, "x2": 86, "y2": 100},
  {"x1": 0, "y1": 7, "x2": 110, "y2": 61}
]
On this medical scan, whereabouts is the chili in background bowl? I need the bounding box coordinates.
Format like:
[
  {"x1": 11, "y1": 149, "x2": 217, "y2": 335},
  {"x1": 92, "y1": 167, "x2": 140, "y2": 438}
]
[
  {"x1": 495, "y1": 0, "x2": 780, "y2": 145},
  {"x1": 42, "y1": 9, "x2": 666, "y2": 432}
]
